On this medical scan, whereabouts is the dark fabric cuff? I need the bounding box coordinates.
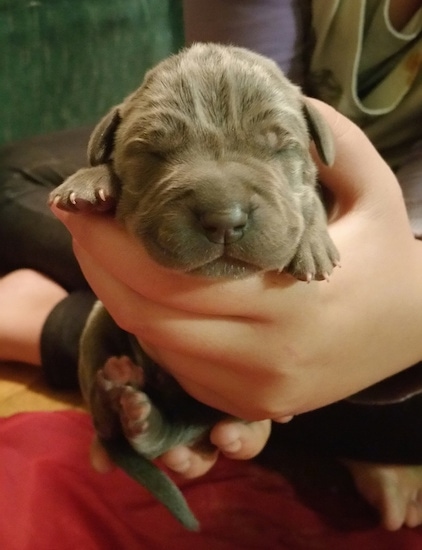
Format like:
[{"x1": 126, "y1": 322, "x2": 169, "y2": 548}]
[
  {"x1": 40, "y1": 290, "x2": 96, "y2": 390},
  {"x1": 274, "y1": 377, "x2": 422, "y2": 464},
  {"x1": 347, "y1": 361, "x2": 422, "y2": 405}
]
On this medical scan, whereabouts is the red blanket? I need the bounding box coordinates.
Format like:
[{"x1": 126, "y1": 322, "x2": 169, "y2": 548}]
[{"x1": 0, "y1": 411, "x2": 420, "y2": 549}]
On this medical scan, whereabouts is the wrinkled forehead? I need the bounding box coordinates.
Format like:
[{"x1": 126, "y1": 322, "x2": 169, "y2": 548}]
[
  {"x1": 129, "y1": 46, "x2": 303, "y2": 124},
  {"x1": 116, "y1": 46, "x2": 310, "y2": 161}
]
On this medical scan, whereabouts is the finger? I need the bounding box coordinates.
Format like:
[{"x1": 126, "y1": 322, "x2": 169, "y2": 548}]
[
  {"x1": 65, "y1": 233, "x2": 294, "y2": 372},
  {"x1": 52, "y1": 206, "x2": 179, "y2": 299},
  {"x1": 160, "y1": 444, "x2": 219, "y2": 479},
  {"x1": 70, "y1": 220, "x2": 317, "y2": 324},
  {"x1": 210, "y1": 418, "x2": 271, "y2": 459},
  {"x1": 51, "y1": 205, "x2": 297, "y2": 318},
  {"x1": 60, "y1": 236, "x2": 295, "y2": 418},
  {"x1": 67, "y1": 239, "x2": 261, "y2": 357},
  {"x1": 66, "y1": 245, "x2": 277, "y2": 417},
  {"x1": 90, "y1": 436, "x2": 115, "y2": 474}
]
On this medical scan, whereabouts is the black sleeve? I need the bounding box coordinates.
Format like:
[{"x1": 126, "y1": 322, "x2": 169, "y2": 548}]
[{"x1": 0, "y1": 126, "x2": 93, "y2": 291}]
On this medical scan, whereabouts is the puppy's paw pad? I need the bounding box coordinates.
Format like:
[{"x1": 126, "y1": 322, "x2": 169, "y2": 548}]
[
  {"x1": 120, "y1": 387, "x2": 151, "y2": 422},
  {"x1": 120, "y1": 388, "x2": 152, "y2": 437},
  {"x1": 97, "y1": 355, "x2": 144, "y2": 391}
]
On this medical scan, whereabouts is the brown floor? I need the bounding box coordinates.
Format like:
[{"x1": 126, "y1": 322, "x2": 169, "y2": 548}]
[{"x1": 0, "y1": 361, "x2": 84, "y2": 417}]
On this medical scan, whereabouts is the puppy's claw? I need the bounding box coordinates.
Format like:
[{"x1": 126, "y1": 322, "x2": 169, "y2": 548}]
[
  {"x1": 69, "y1": 192, "x2": 77, "y2": 205},
  {"x1": 306, "y1": 273, "x2": 313, "y2": 283},
  {"x1": 98, "y1": 188, "x2": 107, "y2": 202}
]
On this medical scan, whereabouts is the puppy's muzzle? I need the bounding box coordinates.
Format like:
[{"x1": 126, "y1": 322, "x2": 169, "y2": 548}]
[
  {"x1": 199, "y1": 205, "x2": 249, "y2": 245},
  {"x1": 122, "y1": 159, "x2": 304, "y2": 278}
]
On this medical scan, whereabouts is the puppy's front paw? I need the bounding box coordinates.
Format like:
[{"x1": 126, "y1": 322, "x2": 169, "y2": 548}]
[
  {"x1": 48, "y1": 165, "x2": 119, "y2": 212},
  {"x1": 288, "y1": 230, "x2": 340, "y2": 282}
]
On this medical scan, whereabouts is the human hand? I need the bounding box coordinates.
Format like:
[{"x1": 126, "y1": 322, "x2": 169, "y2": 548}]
[{"x1": 53, "y1": 99, "x2": 422, "y2": 472}]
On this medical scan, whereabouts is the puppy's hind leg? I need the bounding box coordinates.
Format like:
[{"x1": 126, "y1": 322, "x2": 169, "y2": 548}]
[
  {"x1": 79, "y1": 304, "x2": 202, "y2": 530},
  {"x1": 97, "y1": 354, "x2": 170, "y2": 459}
]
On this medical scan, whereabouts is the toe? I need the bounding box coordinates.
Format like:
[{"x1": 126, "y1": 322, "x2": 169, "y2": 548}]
[
  {"x1": 379, "y1": 487, "x2": 406, "y2": 531},
  {"x1": 405, "y1": 491, "x2": 422, "y2": 528},
  {"x1": 210, "y1": 418, "x2": 271, "y2": 460},
  {"x1": 161, "y1": 445, "x2": 218, "y2": 479}
]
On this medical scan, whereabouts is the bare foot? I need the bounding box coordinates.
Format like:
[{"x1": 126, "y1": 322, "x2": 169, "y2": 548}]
[
  {"x1": 344, "y1": 459, "x2": 422, "y2": 530},
  {"x1": 0, "y1": 269, "x2": 67, "y2": 365},
  {"x1": 160, "y1": 418, "x2": 271, "y2": 479}
]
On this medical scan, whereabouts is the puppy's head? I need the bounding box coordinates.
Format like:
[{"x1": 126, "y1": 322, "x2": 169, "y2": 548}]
[{"x1": 88, "y1": 43, "x2": 334, "y2": 278}]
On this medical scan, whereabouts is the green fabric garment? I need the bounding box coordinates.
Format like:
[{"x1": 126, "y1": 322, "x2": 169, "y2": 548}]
[
  {"x1": 309, "y1": 0, "x2": 421, "y2": 168},
  {"x1": 0, "y1": 0, "x2": 184, "y2": 145}
]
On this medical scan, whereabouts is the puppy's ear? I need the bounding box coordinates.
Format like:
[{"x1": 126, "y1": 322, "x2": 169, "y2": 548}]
[
  {"x1": 303, "y1": 100, "x2": 335, "y2": 166},
  {"x1": 87, "y1": 107, "x2": 122, "y2": 166}
]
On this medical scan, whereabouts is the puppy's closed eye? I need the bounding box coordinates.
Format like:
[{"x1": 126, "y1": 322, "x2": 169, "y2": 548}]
[{"x1": 255, "y1": 124, "x2": 299, "y2": 155}]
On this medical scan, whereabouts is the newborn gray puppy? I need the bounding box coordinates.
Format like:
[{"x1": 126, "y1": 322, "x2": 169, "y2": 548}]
[{"x1": 50, "y1": 43, "x2": 339, "y2": 529}]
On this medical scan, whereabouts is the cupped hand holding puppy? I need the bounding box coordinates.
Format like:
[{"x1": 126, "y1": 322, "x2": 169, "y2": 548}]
[{"x1": 53, "y1": 101, "x2": 422, "y2": 474}]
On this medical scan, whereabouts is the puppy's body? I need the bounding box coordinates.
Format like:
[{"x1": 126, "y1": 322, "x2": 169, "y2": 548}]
[
  {"x1": 79, "y1": 302, "x2": 223, "y2": 530},
  {"x1": 51, "y1": 44, "x2": 339, "y2": 529}
]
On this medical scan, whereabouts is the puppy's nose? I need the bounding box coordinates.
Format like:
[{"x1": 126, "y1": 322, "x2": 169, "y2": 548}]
[{"x1": 200, "y1": 206, "x2": 248, "y2": 244}]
